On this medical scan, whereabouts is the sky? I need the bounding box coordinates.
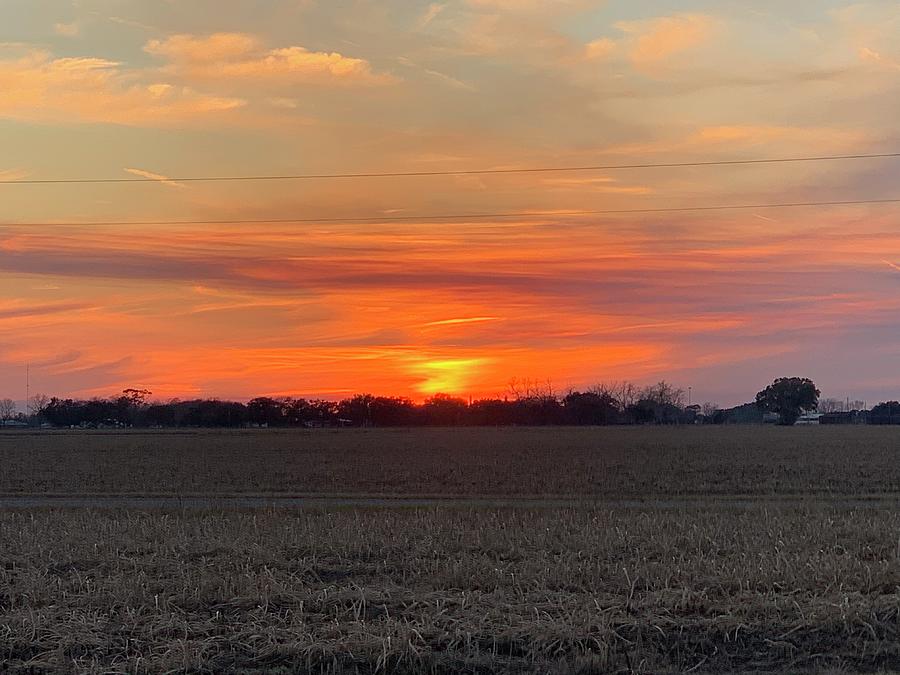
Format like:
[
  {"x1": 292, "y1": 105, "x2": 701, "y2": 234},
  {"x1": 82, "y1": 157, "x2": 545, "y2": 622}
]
[{"x1": 1, "y1": 0, "x2": 900, "y2": 407}]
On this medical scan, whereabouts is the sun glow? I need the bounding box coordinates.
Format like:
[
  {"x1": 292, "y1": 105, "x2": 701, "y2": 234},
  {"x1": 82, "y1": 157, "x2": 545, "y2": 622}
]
[{"x1": 413, "y1": 358, "x2": 489, "y2": 395}]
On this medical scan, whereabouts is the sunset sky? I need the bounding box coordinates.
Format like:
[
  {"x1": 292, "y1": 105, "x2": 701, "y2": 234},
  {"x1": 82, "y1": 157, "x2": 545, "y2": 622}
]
[{"x1": 2, "y1": 0, "x2": 900, "y2": 406}]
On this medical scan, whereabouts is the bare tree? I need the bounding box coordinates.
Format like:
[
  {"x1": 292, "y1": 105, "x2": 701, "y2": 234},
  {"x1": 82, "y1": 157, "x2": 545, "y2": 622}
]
[
  {"x1": 641, "y1": 381, "x2": 686, "y2": 408},
  {"x1": 818, "y1": 398, "x2": 844, "y2": 413},
  {"x1": 28, "y1": 393, "x2": 49, "y2": 418},
  {"x1": 594, "y1": 381, "x2": 638, "y2": 411},
  {"x1": 0, "y1": 398, "x2": 17, "y2": 421},
  {"x1": 507, "y1": 377, "x2": 556, "y2": 401},
  {"x1": 702, "y1": 402, "x2": 720, "y2": 418}
]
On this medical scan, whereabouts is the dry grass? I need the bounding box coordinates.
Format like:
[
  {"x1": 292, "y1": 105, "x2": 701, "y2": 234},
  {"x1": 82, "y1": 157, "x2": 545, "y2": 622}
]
[
  {"x1": 4, "y1": 427, "x2": 900, "y2": 673},
  {"x1": 3, "y1": 505, "x2": 900, "y2": 673},
  {"x1": 1, "y1": 426, "x2": 899, "y2": 497}
]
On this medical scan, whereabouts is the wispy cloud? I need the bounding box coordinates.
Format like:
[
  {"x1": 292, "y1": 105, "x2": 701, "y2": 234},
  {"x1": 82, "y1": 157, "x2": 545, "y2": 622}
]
[
  {"x1": 396, "y1": 57, "x2": 475, "y2": 91},
  {"x1": 422, "y1": 67, "x2": 476, "y2": 91},
  {"x1": 54, "y1": 22, "x2": 80, "y2": 37},
  {"x1": 0, "y1": 168, "x2": 31, "y2": 181},
  {"x1": 859, "y1": 46, "x2": 900, "y2": 71},
  {"x1": 0, "y1": 300, "x2": 95, "y2": 321},
  {"x1": 417, "y1": 3, "x2": 447, "y2": 29},
  {"x1": 424, "y1": 316, "x2": 501, "y2": 327},
  {"x1": 124, "y1": 167, "x2": 186, "y2": 188}
]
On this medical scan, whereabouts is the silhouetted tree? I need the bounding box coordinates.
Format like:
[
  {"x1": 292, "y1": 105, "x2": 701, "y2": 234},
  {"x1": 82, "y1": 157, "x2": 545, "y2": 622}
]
[
  {"x1": 283, "y1": 398, "x2": 312, "y2": 426},
  {"x1": 0, "y1": 398, "x2": 16, "y2": 422},
  {"x1": 641, "y1": 381, "x2": 685, "y2": 408},
  {"x1": 626, "y1": 400, "x2": 658, "y2": 425},
  {"x1": 468, "y1": 398, "x2": 517, "y2": 425},
  {"x1": 247, "y1": 397, "x2": 285, "y2": 426},
  {"x1": 563, "y1": 391, "x2": 619, "y2": 425},
  {"x1": 755, "y1": 377, "x2": 820, "y2": 426},
  {"x1": 37, "y1": 376, "x2": 851, "y2": 429},
  {"x1": 146, "y1": 401, "x2": 177, "y2": 427},
  {"x1": 306, "y1": 399, "x2": 338, "y2": 425},
  {"x1": 369, "y1": 396, "x2": 418, "y2": 426},
  {"x1": 421, "y1": 394, "x2": 468, "y2": 426},
  {"x1": 44, "y1": 398, "x2": 77, "y2": 427},
  {"x1": 183, "y1": 399, "x2": 247, "y2": 427},
  {"x1": 27, "y1": 394, "x2": 50, "y2": 423},
  {"x1": 114, "y1": 388, "x2": 152, "y2": 426},
  {"x1": 338, "y1": 394, "x2": 376, "y2": 426},
  {"x1": 871, "y1": 401, "x2": 900, "y2": 425}
]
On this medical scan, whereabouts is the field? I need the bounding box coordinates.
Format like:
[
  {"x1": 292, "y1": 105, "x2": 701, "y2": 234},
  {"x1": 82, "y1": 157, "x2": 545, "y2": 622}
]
[
  {"x1": 2, "y1": 426, "x2": 900, "y2": 497},
  {"x1": 3, "y1": 426, "x2": 900, "y2": 673}
]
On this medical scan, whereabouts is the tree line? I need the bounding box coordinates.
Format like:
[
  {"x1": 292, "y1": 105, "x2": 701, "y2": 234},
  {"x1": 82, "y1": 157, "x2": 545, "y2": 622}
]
[
  {"x1": 5, "y1": 381, "x2": 695, "y2": 429},
  {"x1": 2, "y1": 377, "x2": 899, "y2": 429}
]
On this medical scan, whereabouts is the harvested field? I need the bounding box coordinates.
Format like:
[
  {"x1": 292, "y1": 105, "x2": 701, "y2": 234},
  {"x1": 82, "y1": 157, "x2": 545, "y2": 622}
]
[
  {"x1": 3, "y1": 505, "x2": 900, "y2": 673},
  {"x1": 1, "y1": 426, "x2": 900, "y2": 497},
  {"x1": 3, "y1": 427, "x2": 900, "y2": 673}
]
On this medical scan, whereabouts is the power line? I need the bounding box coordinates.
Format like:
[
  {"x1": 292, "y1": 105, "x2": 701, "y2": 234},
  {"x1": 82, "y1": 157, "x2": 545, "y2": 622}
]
[
  {"x1": 2, "y1": 152, "x2": 900, "y2": 185},
  {"x1": 3, "y1": 197, "x2": 900, "y2": 227}
]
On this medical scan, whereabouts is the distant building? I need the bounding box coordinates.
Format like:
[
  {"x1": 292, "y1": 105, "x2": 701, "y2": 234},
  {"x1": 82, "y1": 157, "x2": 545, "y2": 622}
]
[
  {"x1": 820, "y1": 410, "x2": 869, "y2": 425},
  {"x1": 795, "y1": 412, "x2": 822, "y2": 425}
]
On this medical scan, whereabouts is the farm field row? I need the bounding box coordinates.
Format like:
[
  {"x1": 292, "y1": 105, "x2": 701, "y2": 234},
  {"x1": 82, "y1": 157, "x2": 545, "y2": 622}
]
[{"x1": 1, "y1": 426, "x2": 899, "y2": 497}]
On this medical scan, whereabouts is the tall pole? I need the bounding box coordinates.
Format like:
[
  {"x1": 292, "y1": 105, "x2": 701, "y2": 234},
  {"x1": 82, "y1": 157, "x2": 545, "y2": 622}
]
[{"x1": 25, "y1": 363, "x2": 29, "y2": 414}]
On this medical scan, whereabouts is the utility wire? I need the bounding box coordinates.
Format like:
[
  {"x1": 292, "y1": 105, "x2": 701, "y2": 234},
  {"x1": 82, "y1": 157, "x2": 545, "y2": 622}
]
[
  {"x1": 2, "y1": 152, "x2": 900, "y2": 185},
  {"x1": 4, "y1": 198, "x2": 900, "y2": 227}
]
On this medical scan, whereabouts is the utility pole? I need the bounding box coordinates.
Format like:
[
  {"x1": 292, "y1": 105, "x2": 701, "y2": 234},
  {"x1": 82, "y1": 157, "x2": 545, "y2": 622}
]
[
  {"x1": 688, "y1": 386, "x2": 692, "y2": 407},
  {"x1": 25, "y1": 363, "x2": 29, "y2": 415}
]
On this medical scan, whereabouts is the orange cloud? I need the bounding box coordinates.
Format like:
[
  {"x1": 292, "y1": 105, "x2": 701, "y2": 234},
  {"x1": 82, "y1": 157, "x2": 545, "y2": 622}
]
[
  {"x1": 584, "y1": 37, "x2": 616, "y2": 60},
  {"x1": 145, "y1": 33, "x2": 397, "y2": 86},
  {"x1": 692, "y1": 125, "x2": 865, "y2": 146},
  {"x1": 615, "y1": 14, "x2": 716, "y2": 72},
  {"x1": 0, "y1": 49, "x2": 245, "y2": 125},
  {"x1": 145, "y1": 33, "x2": 260, "y2": 63},
  {"x1": 605, "y1": 124, "x2": 870, "y2": 157},
  {"x1": 859, "y1": 46, "x2": 900, "y2": 71},
  {"x1": 0, "y1": 168, "x2": 30, "y2": 181}
]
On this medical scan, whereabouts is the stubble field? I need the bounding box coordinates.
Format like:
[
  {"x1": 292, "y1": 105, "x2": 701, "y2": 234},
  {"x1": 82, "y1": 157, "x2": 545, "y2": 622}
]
[
  {"x1": 2, "y1": 426, "x2": 900, "y2": 673},
  {"x1": 2, "y1": 425, "x2": 900, "y2": 497}
]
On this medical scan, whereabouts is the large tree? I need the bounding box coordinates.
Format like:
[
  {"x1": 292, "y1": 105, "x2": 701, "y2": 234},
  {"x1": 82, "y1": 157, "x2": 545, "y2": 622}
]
[{"x1": 755, "y1": 377, "x2": 820, "y2": 426}]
